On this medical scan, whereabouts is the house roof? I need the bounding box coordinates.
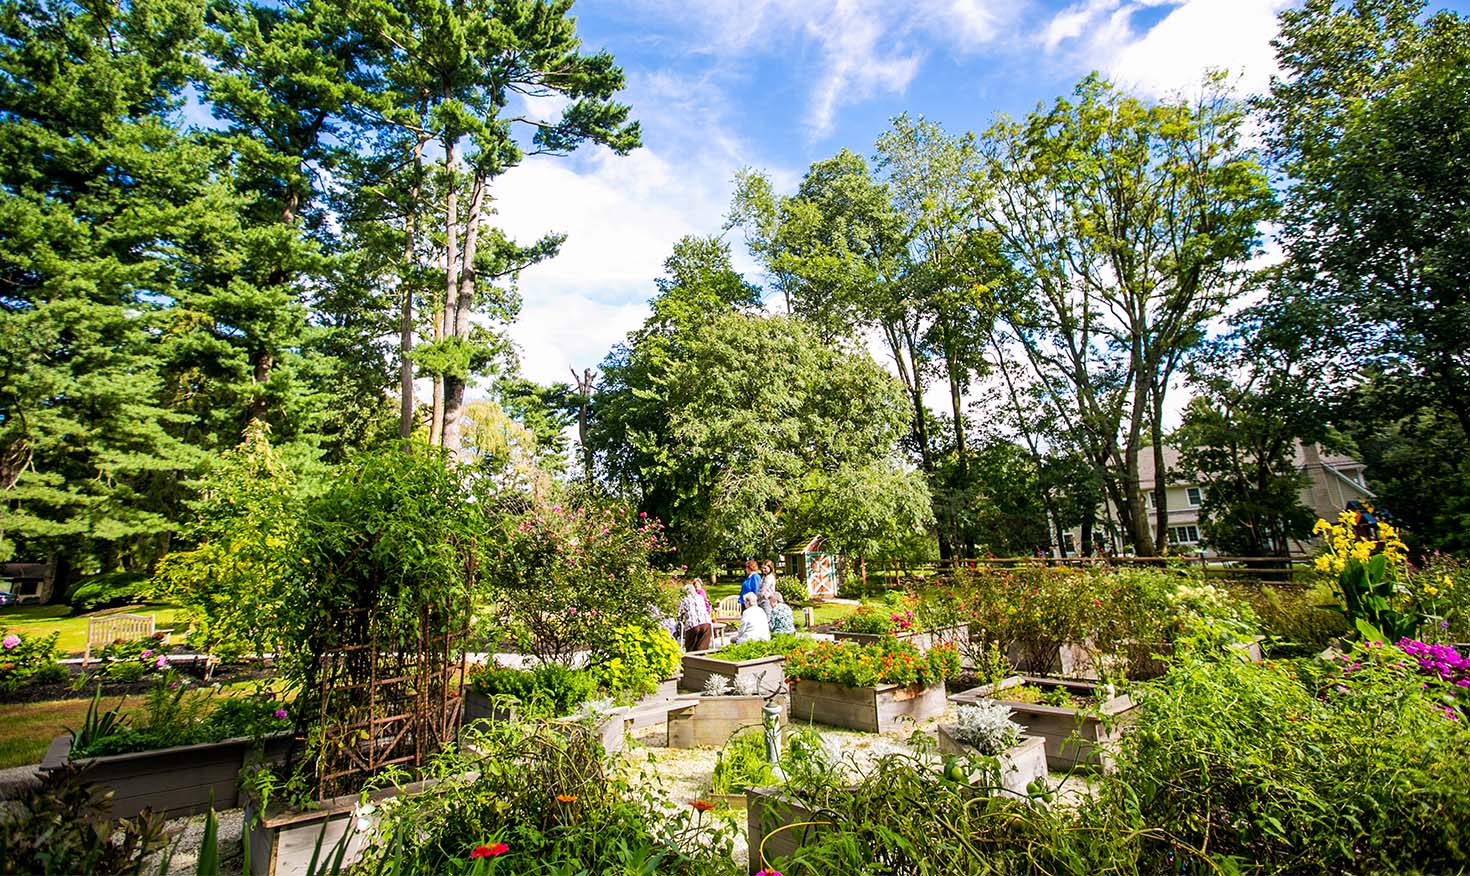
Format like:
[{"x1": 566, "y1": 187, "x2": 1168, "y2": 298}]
[
  {"x1": 783, "y1": 535, "x2": 825, "y2": 555},
  {"x1": 1136, "y1": 442, "x2": 1369, "y2": 492}
]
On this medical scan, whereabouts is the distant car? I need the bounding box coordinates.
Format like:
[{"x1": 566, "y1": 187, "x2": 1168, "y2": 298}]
[{"x1": 0, "y1": 590, "x2": 15, "y2": 606}]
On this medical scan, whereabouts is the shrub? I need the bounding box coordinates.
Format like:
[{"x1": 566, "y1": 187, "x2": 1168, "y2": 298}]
[
  {"x1": 96, "y1": 636, "x2": 170, "y2": 682},
  {"x1": 706, "y1": 634, "x2": 806, "y2": 662},
  {"x1": 467, "y1": 663, "x2": 598, "y2": 718},
  {"x1": 587, "y1": 623, "x2": 682, "y2": 698},
  {"x1": 785, "y1": 639, "x2": 959, "y2": 688},
  {"x1": 711, "y1": 725, "x2": 826, "y2": 794},
  {"x1": 1245, "y1": 579, "x2": 1349, "y2": 656},
  {"x1": 951, "y1": 701, "x2": 1022, "y2": 755},
  {"x1": 64, "y1": 571, "x2": 148, "y2": 613},
  {"x1": 483, "y1": 500, "x2": 675, "y2": 664},
  {"x1": 832, "y1": 604, "x2": 913, "y2": 635},
  {"x1": 1106, "y1": 643, "x2": 1470, "y2": 873},
  {"x1": 0, "y1": 631, "x2": 60, "y2": 693},
  {"x1": 775, "y1": 575, "x2": 808, "y2": 607}
]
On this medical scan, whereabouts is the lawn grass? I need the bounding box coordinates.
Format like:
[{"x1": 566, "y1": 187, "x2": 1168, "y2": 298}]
[
  {"x1": 0, "y1": 603, "x2": 190, "y2": 656},
  {"x1": 0, "y1": 696, "x2": 144, "y2": 769}
]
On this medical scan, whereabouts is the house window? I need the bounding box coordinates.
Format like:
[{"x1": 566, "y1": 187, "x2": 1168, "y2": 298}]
[
  {"x1": 1168, "y1": 525, "x2": 1200, "y2": 544},
  {"x1": 1186, "y1": 487, "x2": 1202, "y2": 507},
  {"x1": 1145, "y1": 490, "x2": 1156, "y2": 509}
]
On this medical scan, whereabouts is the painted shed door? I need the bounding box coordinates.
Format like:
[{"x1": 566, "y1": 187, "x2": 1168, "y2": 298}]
[{"x1": 806, "y1": 553, "x2": 835, "y2": 599}]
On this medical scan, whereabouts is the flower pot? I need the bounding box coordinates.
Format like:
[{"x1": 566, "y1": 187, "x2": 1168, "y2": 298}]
[
  {"x1": 668, "y1": 694, "x2": 786, "y2": 748},
  {"x1": 833, "y1": 623, "x2": 968, "y2": 653},
  {"x1": 788, "y1": 679, "x2": 945, "y2": 733},
  {"x1": 680, "y1": 650, "x2": 786, "y2": 697},
  {"x1": 40, "y1": 732, "x2": 291, "y2": 821},
  {"x1": 950, "y1": 675, "x2": 1134, "y2": 771},
  {"x1": 935, "y1": 726, "x2": 1048, "y2": 797}
]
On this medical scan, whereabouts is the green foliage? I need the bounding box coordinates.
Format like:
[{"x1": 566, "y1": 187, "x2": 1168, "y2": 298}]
[
  {"x1": 588, "y1": 624, "x2": 682, "y2": 699},
  {"x1": 150, "y1": 422, "x2": 306, "y2": 661},
  {"x1": 706, "y1": 634, "x2": 807, "y2": 663},
  {"x1": 1244, "y1": 580, "x2": 1350, "y2": 656},
  {"x1": 0, "y1": 763, "x2": 167, "y2": 876},
  {"x1": 65, "y1": 686, "x2": 130, "y2": 755},
  {"x1": 64, "y1": 573, "x2": 150, "y2": 614},
  {"x1": 1107, "y1": 644, "x2": 1470, "y2": 873},
  {"x1": 0, "y1": 630, "x2": 60, "y2": 692},
  {"x1": 710, "y1": 725, "x2": 826, "y2": 795},
  {"x1": 467, "y1": 663, "x2": 598, "y2": 719},
  {"x1": 774, "y1": 576, "x2": 808, "y2": 608},
  {"x1": 785, "y1": 639, "x2": 959, "y2": 689},
  {"x1": 70, "y1": 671, "x2": 288, "y2": 758},
  {"x1": 94, "y1": 637, "x2": 170, "y2": 683},
  {"x1": 832, "y1": 604, "x2": 913, "y2": 635},
  {"x1": 1409, "y1": 553, "x2": 1470, "y2": 642},
  {"x1": 483, "y1": 500, "x2": 673, "y2": 665},
  {"x1": 351, "y1": 721, "x2": 740, "y2": 876}
]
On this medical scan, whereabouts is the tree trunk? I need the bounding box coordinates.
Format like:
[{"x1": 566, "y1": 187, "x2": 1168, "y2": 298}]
[
  {"x1": 572, "y1": 367, "x2": 595, "y2": 482},
  {"x1": 441, "y1": 170, "x2": 486, "y2": 457},
  {"x1": 433, "y1": 130, "x2": 458, "y2": 448}
]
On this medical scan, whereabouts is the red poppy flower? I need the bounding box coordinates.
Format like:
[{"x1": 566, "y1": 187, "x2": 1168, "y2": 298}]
[{"x1": 470, "y1": 843, "x2": 509, "y2": 858}]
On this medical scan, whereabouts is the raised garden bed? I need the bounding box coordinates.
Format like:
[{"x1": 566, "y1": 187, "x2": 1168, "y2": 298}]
[
  {"x1": 935, "y1": 726, "x2": 1048, "y2": 797},
  {"x1": 745, "y1": 786, "x2": 833, "y2": 875},
  {"x1": 950, "y1": 675, "x2": 1134, "y2": 771},
  {"x1": 40, "y1": 731, "x2": 291, "y2": 820},
  {"x1": 668, "y1": 694, "x2": 786, "y2": 748},
  {"x1": 788, "y1": 679, "x2": 945, "y2": 733},
  {"x1": 680, "y1": 650, "x2": 786, "y2": 697},
  {"x1": 833, "y1": 623, "x2": 968, "y2": 652},
  {"x1": 245, "y1": 777, "x2": 439, "y2": 876}
]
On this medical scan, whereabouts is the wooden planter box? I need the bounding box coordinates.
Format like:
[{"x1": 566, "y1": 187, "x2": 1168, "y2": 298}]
[
  {"x1": 833, "y1": 623, "x2": 968, "y2": 652},
  {"x1": 246, "y1": 778, "x2": 436, "y2": 876},
  {"x1": 789, "y1": 679, "x2": 945, "y2": 733},
  {"x1": 40, "y1": 732, "x2": 291, "y2": 820},
  {"x1": 680, "y1": 650, "x2": 786, "y2": 697},
  {"x1": 746, "y1": 786, "x2": 834, "y2": 874},
  {"x1": 950, "y1": 676, "x2": 1134, "y2": 771},
  {"x1": 935, "y1": 727, "x2": 1048, "y2": 797},
  {"x1": 668, "y1": 695, "x2": 786, "y2": 748}
]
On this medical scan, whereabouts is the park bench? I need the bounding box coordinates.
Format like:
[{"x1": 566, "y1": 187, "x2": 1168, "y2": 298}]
[{"x1": 83, "y1": 613, "x2": 168, "y2": 666}]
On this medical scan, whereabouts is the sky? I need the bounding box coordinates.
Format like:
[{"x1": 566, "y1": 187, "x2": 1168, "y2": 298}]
[{"x1": 490, "y1": 0, "x2": 1466, "y2": 393}]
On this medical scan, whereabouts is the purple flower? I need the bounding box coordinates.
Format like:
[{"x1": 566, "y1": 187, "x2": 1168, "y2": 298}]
[
  {"x1": 155, "y1": 655, "x2": 169, "y2": 669},
  {"x1": 274, "y1": 708, "x2": 288, "y2": 719},
  {"x1": 2, "y1": 634, "x2": 19, "y2": 650}
]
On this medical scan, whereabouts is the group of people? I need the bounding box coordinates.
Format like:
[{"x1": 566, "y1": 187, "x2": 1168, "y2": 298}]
[{"x1": 671, "y1": 559, "x2": 796, "y2": 653}]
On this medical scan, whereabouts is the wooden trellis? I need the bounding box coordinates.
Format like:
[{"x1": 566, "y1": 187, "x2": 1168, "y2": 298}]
[{"x1": 314, "y1": 603, "x2": 465, "y2": 800}]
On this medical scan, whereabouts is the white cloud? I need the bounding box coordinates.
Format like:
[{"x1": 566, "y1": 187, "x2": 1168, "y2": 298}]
[
  {"x1": 620, "y1": 0, "x2": 1024, "y2": 139},
  {"x1": 1041, "y1": 0, "x2": 1291, "y2": 98}
]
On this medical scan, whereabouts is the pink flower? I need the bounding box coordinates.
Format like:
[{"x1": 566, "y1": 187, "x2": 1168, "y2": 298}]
[
  {"x1": 274, "y1": 708, "x2": 288, "y2": 719},
  {"x1": 141, "y1": 649, "x2": 153, "y2": 658},
  {"x1": 155, "y1": 655, "x2": 169, "y2": 669},
  {"x1": 568, "y1": 607, "x2": 578, "y2": 615},
  {"x1": 2, "y1": 634, "x2": 19, "y2": 650}
]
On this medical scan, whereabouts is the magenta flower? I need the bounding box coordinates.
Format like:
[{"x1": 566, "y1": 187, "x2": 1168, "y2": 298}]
[
  {"x1": 155, "y1": 655, "x2": 169, "y2": 669},
  {"x1": 274, "y1": 708, "x2": 288, "y2": 719},
  {"x1": 2, "y1": 634, "x2": 19, "y2": 649}
]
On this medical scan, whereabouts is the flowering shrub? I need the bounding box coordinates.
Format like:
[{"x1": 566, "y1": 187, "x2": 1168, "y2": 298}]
[
  {"x1": 0, "y1": 631, "x2": 60, "y2": 692},
  {"x1": 484, "y1": 501, "x2": 674, "y2": 663},
  {"x1": 833, "y1": 604, "x2": 914, "y2": 635},
  {"x1": 1313, "y1": 512, "x2": 1420, "y2": 640},
  {"x1": 785, "y1": 639, "x2": 959, "y2": 688},
  {"x1": 96, "y1": 636, "x2": 171, "y2": 683}
]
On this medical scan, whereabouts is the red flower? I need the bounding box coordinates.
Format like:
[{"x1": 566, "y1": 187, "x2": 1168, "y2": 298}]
[
  {"x1": 690, "y1": 799, "x2": 716, "y2": 812},
  {"x1": 470, "y1": 843, "x2": 509, "y2": 858}
]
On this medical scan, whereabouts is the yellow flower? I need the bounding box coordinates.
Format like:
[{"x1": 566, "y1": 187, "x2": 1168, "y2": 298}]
[
  {"x1": 1314, "y1": 556, "x2": 1333, "y2": 574},
  {"x1": 1426, "y1": 585, "x2": 1440, "y2": 597}
]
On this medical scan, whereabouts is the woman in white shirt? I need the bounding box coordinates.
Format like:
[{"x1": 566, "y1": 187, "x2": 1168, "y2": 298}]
[
  {"x1": 735, "y1": 592, "x2": 771, "y2": 644},
  {"x1": 758, "y1": 561, "x2": 778, "y2": 610}
]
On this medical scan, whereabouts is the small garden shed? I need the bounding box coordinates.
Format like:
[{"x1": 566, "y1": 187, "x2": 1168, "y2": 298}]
[{"x1": 783, "y1": 536, "x2": 838, "y2": 600}]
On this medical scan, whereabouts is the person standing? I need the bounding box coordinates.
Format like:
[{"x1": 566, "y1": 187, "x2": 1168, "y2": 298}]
[
  {"x1": 767, "y1": 592, "x2": 796, "y2": 635},
  {"x1": 758, "y1": 561, "x2": 778, "y2": 610},
  {"x1": 740, "y1": 560, "x2": 762, "y2": 605},
  {"x1": 735, "y1": 592, "x2": 770, "y2": 644},
  {"x1": 676, "y1": 581, "x2": 713, "y2": 652}
]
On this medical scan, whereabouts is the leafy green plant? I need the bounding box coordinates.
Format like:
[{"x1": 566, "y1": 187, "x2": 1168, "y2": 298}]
[
  {"x1": 588, "y1": 624, "x2": 681, "y2": 699},
  {"x1": 951, "y1": 701, "x2": 1022, "y2": 755},
  {"x1": 1315, "y1": 514, "x2": 1422, "y2": 641},
  {"x1": 467, "y1": 663, "x2": 598, "y2": 718},
  {"x1": 706, "y1": 634, "x2": 806, "y2": 662},
  {"x1": 66, "y1": 686, "x2": 130, "y2": 755},
  {"x1": 63, "y1": 571, "x2": 148, "y2": 613},
  {"x1": 0, "y1": 763, "x2": 167, "y2": 876},
  {"x1": 774, "y1": 576, "x2": 808, "y2": 608},
  {"x1": 710, "y1": 727, "x2": 780, "y2": 794}
]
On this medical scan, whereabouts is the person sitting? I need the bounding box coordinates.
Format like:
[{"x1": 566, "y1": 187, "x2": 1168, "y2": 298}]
[
  {"x1": 734, "y1": 592, "x2": 770, "y2": 644},
  {"x1": 740, "y1": 560, "x2": 763, "y2": 605},
  {"x1": 767, "y1": 591, "x2": 796, "y2": 635},
  {"x1": 676, "y1": 581, "x2": 713, "y2": 652}
]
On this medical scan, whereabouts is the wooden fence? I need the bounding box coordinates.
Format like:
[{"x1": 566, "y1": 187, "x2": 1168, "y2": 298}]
[{"x1": 862, "y1": 555, "x2": 1315, "y2": 589}]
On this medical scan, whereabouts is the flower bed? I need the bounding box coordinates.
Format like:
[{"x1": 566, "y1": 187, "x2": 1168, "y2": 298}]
[
  {"x1": 680, "y1": 647, "x2": 789, "y2": 697},
  {"x1": 950, "y1": 675, "x2": 1134, "y2": 771},
  {"x1": 833, "y1": 623, "x2": 969, "y2": 652},
  {"x1": 784, "y1": 639, "x2": 956, "y2": 732},
  {"x1": 42, "y1": 731, "x2": 291, "y2": 820}
]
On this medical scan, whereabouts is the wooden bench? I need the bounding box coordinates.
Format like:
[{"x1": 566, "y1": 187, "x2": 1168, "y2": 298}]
[
  {"x1": 598, "y1": 697, "x2": 702, "y2": 751},
  {"x1": 83, "y1": 613, "x2": 166, "y2": 666}
]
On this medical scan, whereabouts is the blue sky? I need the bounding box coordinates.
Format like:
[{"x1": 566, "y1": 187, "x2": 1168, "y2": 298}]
[{"x1": 493, "y1": 0, "x2": 1470, "y2": 388}]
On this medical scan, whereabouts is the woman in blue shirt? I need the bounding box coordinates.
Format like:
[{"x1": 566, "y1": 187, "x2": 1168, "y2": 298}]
[{"x1": 740, "y1": 560, "x2": 762, "y2": 604}]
